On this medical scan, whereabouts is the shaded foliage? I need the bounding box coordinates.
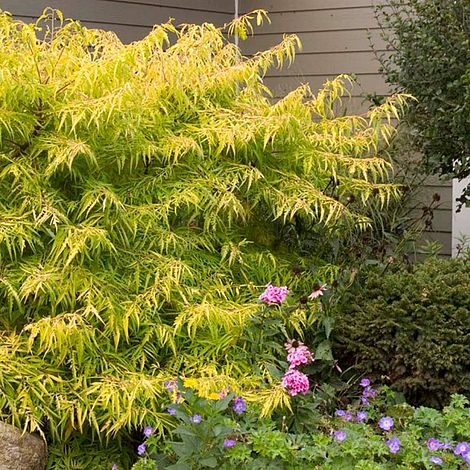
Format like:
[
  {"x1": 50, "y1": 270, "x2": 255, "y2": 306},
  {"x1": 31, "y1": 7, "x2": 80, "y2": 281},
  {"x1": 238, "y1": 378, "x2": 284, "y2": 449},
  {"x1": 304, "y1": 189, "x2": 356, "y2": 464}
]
[
  {"x1": 335, "y1": 259, "x2": 470, "y2": 408},
  {"x1": 376, "y1": 0, "x2": 470, "y2": 205}
]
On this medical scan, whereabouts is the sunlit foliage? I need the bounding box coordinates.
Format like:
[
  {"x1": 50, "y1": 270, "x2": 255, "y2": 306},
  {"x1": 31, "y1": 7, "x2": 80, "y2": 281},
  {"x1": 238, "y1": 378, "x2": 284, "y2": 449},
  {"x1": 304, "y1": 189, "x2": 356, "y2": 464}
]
[{"x1": 0, "y1": 7, "x2": 406, "y2": 457}]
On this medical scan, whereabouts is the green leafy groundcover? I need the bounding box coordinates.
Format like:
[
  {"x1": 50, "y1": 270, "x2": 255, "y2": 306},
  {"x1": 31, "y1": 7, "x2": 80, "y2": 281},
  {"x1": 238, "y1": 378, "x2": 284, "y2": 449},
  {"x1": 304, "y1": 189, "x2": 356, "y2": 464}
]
[
  {"x1": 0, "y1": 7, "x2": 407, "y2": 468},
  {"x1": 132, "y1": 380, "x2": 470, "y2": 469}
]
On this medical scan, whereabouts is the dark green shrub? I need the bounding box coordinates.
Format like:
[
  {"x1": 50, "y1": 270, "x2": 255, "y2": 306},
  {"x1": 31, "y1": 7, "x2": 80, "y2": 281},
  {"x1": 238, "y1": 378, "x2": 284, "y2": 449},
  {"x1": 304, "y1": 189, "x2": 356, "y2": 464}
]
[{"x1": 334, "y1": 259, "x2": 470, "y2": 408}]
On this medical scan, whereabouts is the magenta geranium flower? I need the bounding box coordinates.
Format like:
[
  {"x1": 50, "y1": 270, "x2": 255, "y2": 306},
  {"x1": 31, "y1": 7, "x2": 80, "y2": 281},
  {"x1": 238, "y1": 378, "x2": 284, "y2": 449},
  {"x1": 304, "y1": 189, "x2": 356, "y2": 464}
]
[
  {"x1": 429, "y1": 456, "x2": 443, "y2": 465},
  {"x1": 189, "y1": 414, "x2": 202, "y2": 424},
  {"x1": 232, "y1": 396, "x2": 246, "y2": 414},
  {"x1": 464, "y1": 453, "x2": 470, "y2": 466},
  {"x1": 363, "y1": 387, "x2": 377, "y2": 400},
  {"x1": 355, "y1": 411, "x2": 368, "y2": 422},
  {"x1": 427, "y1": 438, "x2": 442, "y2": 451},
  {"x1": 359, "y1": 377, "x2": 370, "y2": 387},
  {"x1": 454, "y1": 441, "x2": 470, "y2": 456},
  {"x1": 223, "y1": 439, "x2": 236, "y2": 448}
]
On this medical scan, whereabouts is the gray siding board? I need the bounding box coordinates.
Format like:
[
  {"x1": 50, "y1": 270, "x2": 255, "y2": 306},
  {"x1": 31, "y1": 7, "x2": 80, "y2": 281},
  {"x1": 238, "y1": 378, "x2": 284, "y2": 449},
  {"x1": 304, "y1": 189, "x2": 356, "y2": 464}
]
[
  {"x1": 267, "y1": 51, "x2": 385, "y2": 77},
  {"x1": 1, "y1": 0, "x2": 230, "y2": 27},
  {"x1": 272, "y1": 95, "x2": 382, "y2": 116},
  {"x1": 1, "y1": 0, "x2": 233, "y2": 14},
  {"x1": 264, "y1": 74, "x2": 391, "y2": 98},
  {"x1": 420, "y1": 231, "x2": 452, "y2": 255},
  {"x1": 10, "y1": 16, "x2": 163, "y2": 43},
  {"x1": 251, "y1": 7, "x2": 378, "y2": 34},
  {"x1": 414, "y1": 185, "x2": 453, "y2": 255},
  {"x1": 424, "y1": 175, "x2": 452, "y2": 187},
  {"x1": 5, "y1": 0, "x2": 453, "y2": 253},
  {"x1": 245, "y1": 0, "x2": 384, "y2": 12},
  {"x1": 243, "y1": 30, "x2": 385, "y2": 55},
  {"x1": 3, "y1": 0, "x2": 234, "y2": 43},
  {"x1": 417, "y1": 186, "x2": 453, "y2": 211},
  {"x1": 99, "y1": 0, "x2": 233, "y2": 13},
  {"x1": 410, "y1": 209, "x2": 452, "y2": 231}
]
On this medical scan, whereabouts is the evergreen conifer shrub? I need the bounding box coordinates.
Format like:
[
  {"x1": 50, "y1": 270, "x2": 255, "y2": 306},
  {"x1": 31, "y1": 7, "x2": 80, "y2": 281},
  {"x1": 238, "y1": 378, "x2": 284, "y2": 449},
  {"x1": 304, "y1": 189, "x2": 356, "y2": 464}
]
[
  {"x1": 335, "y1": 259, "x2": 470, "y2": 408},
  {"x1": 0, "y1": 8, "x2": 406, "y2": 462}
]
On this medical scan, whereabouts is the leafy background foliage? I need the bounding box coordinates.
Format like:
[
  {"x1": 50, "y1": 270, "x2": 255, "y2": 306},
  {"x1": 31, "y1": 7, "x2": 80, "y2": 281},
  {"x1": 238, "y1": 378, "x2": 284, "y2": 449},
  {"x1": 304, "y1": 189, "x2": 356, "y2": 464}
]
[
  {"x1": 0, "y1": 8, "x2": 405, "y2": 467},
  {"x1": 376, "y1": 0, "x2": 470, "y2": 205},
  {"x1": 334, "y1": 259, "x2": 470, "y2": 408}
]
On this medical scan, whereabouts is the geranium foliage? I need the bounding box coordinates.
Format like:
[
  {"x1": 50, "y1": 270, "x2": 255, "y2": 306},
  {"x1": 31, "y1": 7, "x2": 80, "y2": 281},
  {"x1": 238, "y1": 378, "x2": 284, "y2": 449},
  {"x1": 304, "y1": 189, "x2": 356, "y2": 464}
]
[{"x1": 0, "y1": 7, "x2": 405, "y2": 451}]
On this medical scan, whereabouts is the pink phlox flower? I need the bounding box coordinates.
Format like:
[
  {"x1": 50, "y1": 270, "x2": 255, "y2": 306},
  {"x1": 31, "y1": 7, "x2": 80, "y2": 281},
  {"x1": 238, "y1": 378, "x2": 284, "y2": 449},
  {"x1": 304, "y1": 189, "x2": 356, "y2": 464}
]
[
  {"x1": 218, "y1": 386, "x2": 230, "y2": 399},
  {"x1": 287, "y1": 344, "x2": 313, "y2": 368},
  {"x1": 281, "y1": 369, "x2": 309, "y2": 396},
  {"x1": 284, "y1": 339, "x2": 314, "y2": 368},
  {"x1": 259, "y1": 283, "x2": 289, "y2": 304},
  {"x1": 308, "y1": 284, "x2": 327, "y2": 300}
]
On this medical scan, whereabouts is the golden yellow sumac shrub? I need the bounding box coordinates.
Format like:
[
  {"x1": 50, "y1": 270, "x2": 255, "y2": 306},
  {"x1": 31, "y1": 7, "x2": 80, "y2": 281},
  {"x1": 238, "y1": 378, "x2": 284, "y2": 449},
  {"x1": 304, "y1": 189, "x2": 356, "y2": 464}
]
[{"x1": 0, "y1": 7, "x2": 407, "y2": 467}]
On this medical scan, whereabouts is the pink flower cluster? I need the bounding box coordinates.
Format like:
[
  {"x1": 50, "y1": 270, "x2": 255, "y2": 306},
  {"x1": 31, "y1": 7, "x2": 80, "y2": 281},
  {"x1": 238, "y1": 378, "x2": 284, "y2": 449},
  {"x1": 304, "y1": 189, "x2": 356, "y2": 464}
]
[
  {"x1": 281, "y1": 339, "x2": 313, "y2": 396},
  {"x1": 285, "y1": 340, "x2": 313, "y2": 369},
  {"x1": 281, "y1": 369, "x2": 309, "y2": 396},
  {"x1": 258, "y1": 283, "x2": 288, "y2": 304}
]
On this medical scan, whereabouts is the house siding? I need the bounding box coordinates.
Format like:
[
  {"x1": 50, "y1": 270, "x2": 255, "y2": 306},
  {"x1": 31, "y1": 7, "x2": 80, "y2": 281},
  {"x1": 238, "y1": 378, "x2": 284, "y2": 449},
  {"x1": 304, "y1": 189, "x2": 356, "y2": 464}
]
[
  {"x1": 1, "y1": 0, "x2": 234, "y2": 43},
  {"x1": 242, "y1": 0, "x2": 452, "y2": 256}
]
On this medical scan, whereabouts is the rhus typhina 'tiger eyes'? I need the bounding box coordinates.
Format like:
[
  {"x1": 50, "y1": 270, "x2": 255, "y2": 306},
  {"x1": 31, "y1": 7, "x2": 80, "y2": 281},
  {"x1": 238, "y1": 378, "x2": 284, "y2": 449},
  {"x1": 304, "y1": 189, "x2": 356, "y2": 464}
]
[{"x1": 0, "y1": 7, "x2": 407, "y2": 467}]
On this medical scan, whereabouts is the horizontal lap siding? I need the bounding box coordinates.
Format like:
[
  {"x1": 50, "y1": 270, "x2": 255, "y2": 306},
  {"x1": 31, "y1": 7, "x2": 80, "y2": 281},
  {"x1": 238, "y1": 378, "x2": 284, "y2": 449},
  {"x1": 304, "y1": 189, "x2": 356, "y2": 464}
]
[
  {"x1": 251, "y1": 7, "x2": 379, "y2": 33},
  {"x1": 243, "y1": 0, "x2": 452, "y2": 256},
  {"x1": 246, "y1": 0, "x2": 386, "y2": 10},
  {"x1": 243, "y1": 30, "x2": 385, "y2": 54},
  {"x1": 241, "y1": 3, "x2": 386, "y2": 101},
  {"x1": 2, "y1": 0, "x2": 234, "y2": 42},
  {"x1": 265, "y1": 75, "x2": 391, "y2": 99}
]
